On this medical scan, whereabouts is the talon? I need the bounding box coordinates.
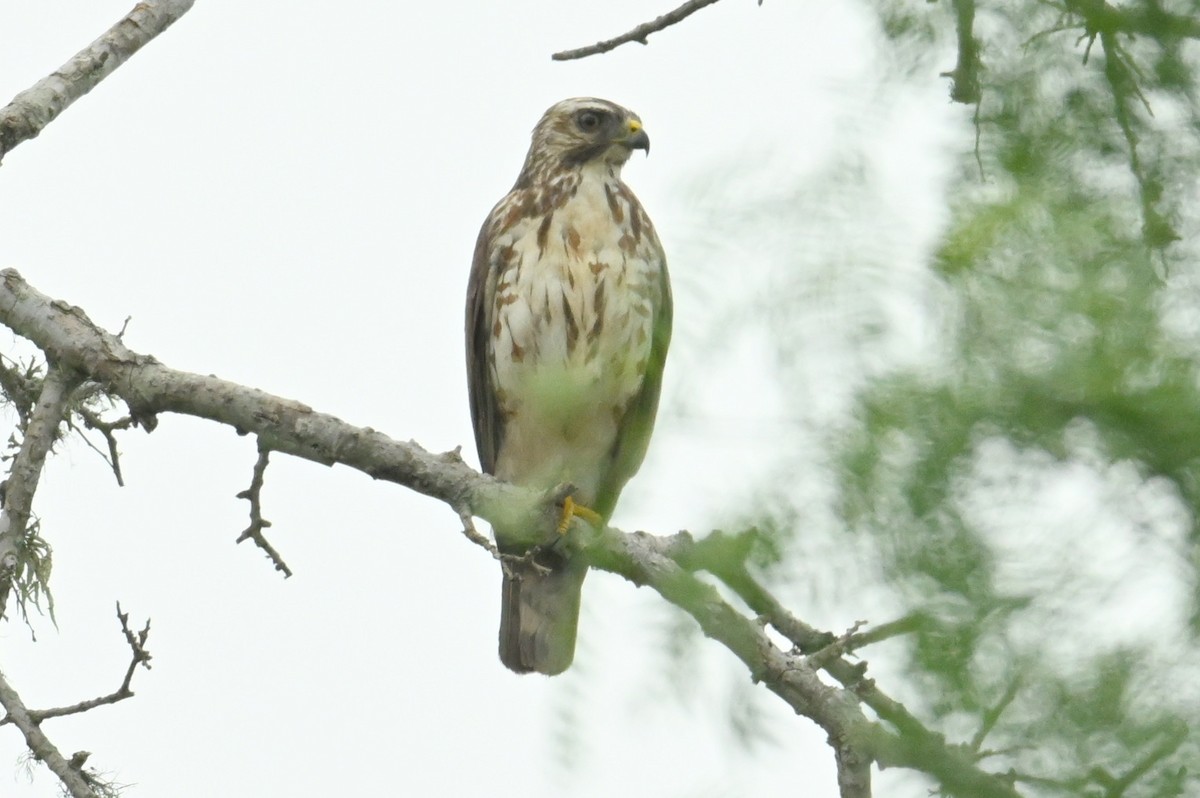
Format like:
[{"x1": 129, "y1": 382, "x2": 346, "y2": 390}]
[
  {"x1": 557, "y1": 495, "x2": 603, "y2": 535},
  {"x1": 557, "y1": 496, "x2": 576, "y2": 535}
]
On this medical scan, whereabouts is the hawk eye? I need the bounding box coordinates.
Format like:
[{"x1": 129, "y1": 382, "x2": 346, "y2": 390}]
[{"x1": 576, "y1": 110, "x2": 604, "y2": 132}]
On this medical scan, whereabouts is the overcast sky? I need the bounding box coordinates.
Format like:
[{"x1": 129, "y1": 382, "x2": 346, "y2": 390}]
[{"x1": 0, "y1": 2, "x2": 958, "y2": 796}]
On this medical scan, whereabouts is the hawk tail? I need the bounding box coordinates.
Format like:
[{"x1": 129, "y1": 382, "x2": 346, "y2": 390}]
[{"x1": 499, "y1": 551, "x2": 587, "y2": 676}]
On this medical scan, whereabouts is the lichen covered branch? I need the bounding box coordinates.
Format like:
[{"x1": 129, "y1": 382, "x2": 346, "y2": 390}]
[{"x1": 0, "y1": 364, "x2": 81, "y2": 618}]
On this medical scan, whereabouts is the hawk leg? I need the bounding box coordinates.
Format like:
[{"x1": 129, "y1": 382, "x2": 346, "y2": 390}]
[{"x1": 557, "y1": 494, "x2": 603, "y2": 534}]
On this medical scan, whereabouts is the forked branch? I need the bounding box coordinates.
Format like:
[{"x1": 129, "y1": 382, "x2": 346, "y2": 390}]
[
  {"x1": 236, "y1": 442, "x2": 292, "y2": 577},
  {"x1": 0, "y1": 603, "x2": 151, "y2": 728},
  {"x1": 0, "y1": 671, "x2": 98, "y2": 798}
]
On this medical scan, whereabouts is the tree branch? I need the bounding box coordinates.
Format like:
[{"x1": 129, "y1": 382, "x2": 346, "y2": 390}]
[
  {"x1": 1064, "y1": 0, "x2": 1200, "y2": 39},
  {"x1": 584, "y1": 528, "x2": 877, "y2": 798},
  {"x1": 551, "y1": 0, "x2": 727, "y2": 61},
  {"x1": 835, "y1": 742, "x2": 873, "y2": 798},
  {"x1": 0, "y1": 363, "x2": 82, "y2": 618},
  {"x1": 675, "y1": 535, "x2": 1024, "y2": 798},
  {"x1": 0, "y1": 0, "x2": 195, "y2": 163},
  {"x1": 0, "y1": 670, "x2": 98, "y2": 798},
  {"x1": 0, "y1": 268, "x2": 538, "y2": 537},
  {"x1": 0, "y1": 603, "x2": 151, "y2": 728},
  {"x1": 0, "y1": 269, "x2": 1036, "y2": 797}
]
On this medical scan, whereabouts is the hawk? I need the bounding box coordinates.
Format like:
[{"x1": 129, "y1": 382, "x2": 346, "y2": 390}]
[{"x1": 466, "y1": 98, "x2": 672, "y2": 675}]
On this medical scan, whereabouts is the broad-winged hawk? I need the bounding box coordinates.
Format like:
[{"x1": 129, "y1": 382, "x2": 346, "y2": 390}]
[{"x1": 466, "y1": 98, "x2": 672, "y2": 675}]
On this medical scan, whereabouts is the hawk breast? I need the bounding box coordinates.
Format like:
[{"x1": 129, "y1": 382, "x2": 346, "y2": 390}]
[{"x1": 486, "y1": 164, "x2": 663, "y2": 497}]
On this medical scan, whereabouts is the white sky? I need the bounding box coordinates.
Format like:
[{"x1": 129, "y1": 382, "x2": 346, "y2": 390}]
[{"x1": 0, "y1": 2, "x2": 961, "y2": 796}]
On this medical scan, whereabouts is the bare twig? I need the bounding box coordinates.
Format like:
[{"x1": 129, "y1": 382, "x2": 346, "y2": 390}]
[
  {"x1": 0, "y1": 603, "x2": 151, "y2": 727},
  {"x1": 842, "y1": 613, "x2": 926, "y2": 651},
  {"x1": 72, "y1": 406, "x2": 133, "y2": 487},
  {"x1": 458, "y1": 506, "x2": 501, "y2": 557},
  {"x1": 807, "y1": 620, "x2": 868, "y2": 670},
  {"x1": 449, "y1": 446, "x2": 550, "y2": 571},
  {"x1": 457, "y1": 506, "x2": 560, "y2": 579},
  {"x1": 116, "y1": 602, "x2": 152, "y2": 684},
  {"x1": 236, "y1": 442, "x2": 292, "y2": 577},
  {"x1": 0, "y1": 670, "x2": 98, "y2": 798},
  {"x1": 551, "y1": 0, "x2": 726, "y2": 61},
  {"x1": 0, "y1": 0, "x2": 196, "y2": 162}
]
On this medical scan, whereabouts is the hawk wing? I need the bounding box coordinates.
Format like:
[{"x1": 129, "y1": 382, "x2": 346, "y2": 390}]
[
  {"x1": 466, "y1": 216, "x2": 504, "y2": 475},
  {"x1": 592, "y1": 244, "x2": 672, "y2": 520}
]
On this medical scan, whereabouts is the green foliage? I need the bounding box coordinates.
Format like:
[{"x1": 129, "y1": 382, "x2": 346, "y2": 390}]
[
  {"x1": 817, "y1": 0, "x2": 1200, "y2": 794},
  {"x1": 690, "y1": 0, "x2": 1200, "y2": 794}
]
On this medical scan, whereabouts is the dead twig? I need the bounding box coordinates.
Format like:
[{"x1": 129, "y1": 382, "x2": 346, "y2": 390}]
[
  {"x1": 552, "y1": 0, "x2": 728, "y2": 61},
  {"x1": 236, "y1": 442, "x2": 292, "y2": 577},
  {"x1": 0, "y1": 603, "x2": 151, "y2": 727},
  {"x1": 71, "y1": 406, "x2": 133, "y2": 487},
  {"x1": 458, "y1": 506, "x2": 501, "y2": 558},
  {"x1": 456, "y1": 507, "x2": 554, "y2": 578}
]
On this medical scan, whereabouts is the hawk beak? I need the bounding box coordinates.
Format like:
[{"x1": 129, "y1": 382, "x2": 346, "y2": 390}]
[{"x1": 622, "y1": 120, "x2": 650, "y2": 154}]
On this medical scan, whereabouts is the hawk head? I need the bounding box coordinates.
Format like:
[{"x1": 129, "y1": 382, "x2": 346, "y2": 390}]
[{"x1": 519, "y1": 98, "x2": 650, "y2": 181}]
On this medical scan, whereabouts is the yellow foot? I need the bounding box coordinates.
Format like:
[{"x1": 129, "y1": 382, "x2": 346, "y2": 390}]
[{"x1": 557, "y1": 495, "x2": 603, "y2": 535}]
